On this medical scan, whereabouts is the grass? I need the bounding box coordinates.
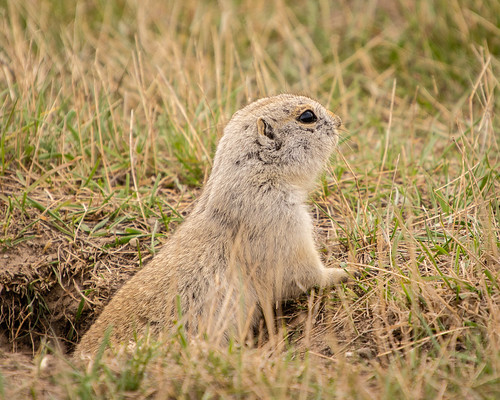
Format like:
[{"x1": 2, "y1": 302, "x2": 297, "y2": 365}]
[{"x1": 0, "y1": 0, "x2": 499, "y2": 398}]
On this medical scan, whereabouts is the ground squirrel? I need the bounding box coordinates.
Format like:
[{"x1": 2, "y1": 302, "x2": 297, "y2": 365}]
[{"x1": 75, "y1": 94, "x2": 351, "y2": 357}]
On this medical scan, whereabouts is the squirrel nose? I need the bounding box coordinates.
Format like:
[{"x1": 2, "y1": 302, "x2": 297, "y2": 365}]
[{"x1": 327, "y1": 110, "x2": 342, "y2": 128}]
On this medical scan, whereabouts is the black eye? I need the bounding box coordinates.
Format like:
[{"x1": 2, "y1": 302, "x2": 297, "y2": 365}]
[{"x1": 297, "y1": 110, "x2": 317, "y2": 124}]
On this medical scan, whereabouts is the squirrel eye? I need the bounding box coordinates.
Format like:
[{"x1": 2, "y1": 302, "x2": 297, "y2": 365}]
[{"x1": 297, "y1": 110, "x2": 317, "y2": 124}]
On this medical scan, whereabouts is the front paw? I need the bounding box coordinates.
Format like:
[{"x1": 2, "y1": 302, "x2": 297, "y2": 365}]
[
  {"x1": 325, "y1": 266, "x2": 360, "y2": 285},
  {"x1": 325, "y1": 267, "x2": 349, "y2": 285}
]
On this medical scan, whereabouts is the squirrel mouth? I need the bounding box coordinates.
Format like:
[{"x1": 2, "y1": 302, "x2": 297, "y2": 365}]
[{"x1": 327, "y1": 127, "x2": 339, "y2": 138}]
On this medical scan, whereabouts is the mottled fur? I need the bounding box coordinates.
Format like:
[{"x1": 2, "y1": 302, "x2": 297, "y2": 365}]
[{"x1": 75, "y1": 94, "x2": 349, "y2": 357}]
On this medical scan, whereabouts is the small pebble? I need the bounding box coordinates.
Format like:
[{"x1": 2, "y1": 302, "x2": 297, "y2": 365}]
[{"x1": 356, "y1": 347, "x2": 374, "y2": 359}]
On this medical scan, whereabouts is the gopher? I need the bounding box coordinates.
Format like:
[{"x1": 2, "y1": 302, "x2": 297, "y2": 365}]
[{"x1": 76, "y1": 94, "x2": 351, "y2": 357}]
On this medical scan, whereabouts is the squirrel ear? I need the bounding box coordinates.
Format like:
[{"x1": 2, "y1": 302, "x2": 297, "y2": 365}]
[{"x1": 257, "y1": 117, "x2": 275, "y2": 140}]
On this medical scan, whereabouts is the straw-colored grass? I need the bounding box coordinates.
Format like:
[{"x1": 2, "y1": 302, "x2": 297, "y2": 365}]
[{"x1": 0, "y1": 0, "x2": 499, "y2": 398}]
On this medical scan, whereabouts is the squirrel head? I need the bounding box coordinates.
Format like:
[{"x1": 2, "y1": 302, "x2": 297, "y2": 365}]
[{"x1": 214, "y1": 94, "x2": 342, "y2": 190}]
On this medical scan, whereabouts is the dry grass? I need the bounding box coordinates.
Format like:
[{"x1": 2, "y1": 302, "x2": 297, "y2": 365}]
[{"x1": 0, "y1": 0, "x2": 499, "y2": 398}]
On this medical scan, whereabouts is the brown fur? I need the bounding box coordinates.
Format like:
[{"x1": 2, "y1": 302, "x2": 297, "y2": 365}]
[{"x1": 75, "y1": 94, "x2": 350, "y2": 358}]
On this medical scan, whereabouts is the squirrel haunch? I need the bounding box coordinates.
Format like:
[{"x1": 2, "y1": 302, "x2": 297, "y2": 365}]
[{"x1": 75, "y1": 94, "x2": 349, "y2": 357}]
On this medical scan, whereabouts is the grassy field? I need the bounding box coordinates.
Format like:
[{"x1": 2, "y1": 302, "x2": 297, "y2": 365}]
[{"x1": 0, "y1": 0, "x2": 499, "y2": 398}]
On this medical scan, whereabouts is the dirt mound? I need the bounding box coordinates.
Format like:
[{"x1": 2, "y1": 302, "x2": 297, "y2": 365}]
[{"x1": 0, "y1": 182, "x2": 161, "y2": 354}]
